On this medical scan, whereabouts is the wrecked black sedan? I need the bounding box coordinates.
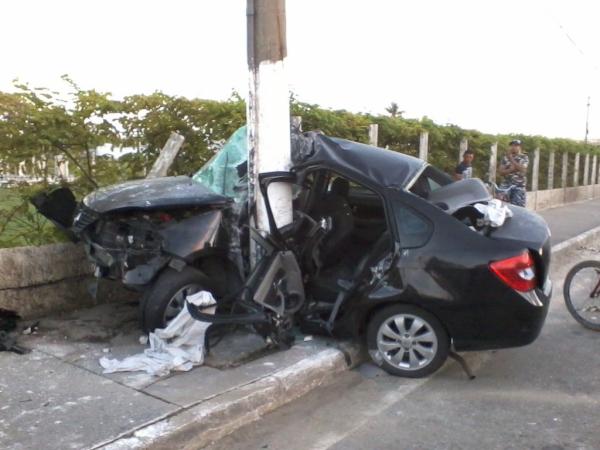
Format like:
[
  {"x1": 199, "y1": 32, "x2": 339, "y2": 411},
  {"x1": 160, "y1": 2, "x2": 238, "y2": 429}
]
[{"x1": 33, "y1": 127, "x2": 552, "y2": 377}]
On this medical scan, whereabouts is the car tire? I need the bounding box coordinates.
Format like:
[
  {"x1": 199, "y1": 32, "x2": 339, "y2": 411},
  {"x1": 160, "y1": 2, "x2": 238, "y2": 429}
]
[
  {"x1": 563, "y1": 260, "x2": 600, "y2": 331},
  {"x1": 140, "y1": 267, "x2": 209, "y2": 333},
  {"x1": 367, "y1": 304, "x2": 449, "y2": 378}
]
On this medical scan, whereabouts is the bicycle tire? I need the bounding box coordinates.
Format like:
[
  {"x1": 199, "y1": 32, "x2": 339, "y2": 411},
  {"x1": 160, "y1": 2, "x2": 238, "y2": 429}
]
[{"x1": 563, "y1": 260, "x2": 600, "y2": 331}]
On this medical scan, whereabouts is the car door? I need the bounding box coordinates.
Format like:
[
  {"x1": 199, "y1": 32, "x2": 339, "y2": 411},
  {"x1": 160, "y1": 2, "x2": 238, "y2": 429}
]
[{"x1": 362, "y1": 189, "x2": 435, "y2": 300}]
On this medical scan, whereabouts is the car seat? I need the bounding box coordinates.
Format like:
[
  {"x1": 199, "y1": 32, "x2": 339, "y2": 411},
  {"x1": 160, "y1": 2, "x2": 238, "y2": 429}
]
[{"x1": 312, "y1": 177, "x2": 354, "y2": 266}]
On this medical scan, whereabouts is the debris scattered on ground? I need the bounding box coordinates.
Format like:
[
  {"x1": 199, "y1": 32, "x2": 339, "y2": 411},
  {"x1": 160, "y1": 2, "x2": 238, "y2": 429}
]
[
  {"x1": 0, "y1": 308, "x2": 19, "y2": 332},
  {"x1": 99, "y1": 291, "x2": 216, "y2": 376},
  {"x1": 0, "y1": 309, "x2": 29, "y2": 354},
  {"x1": 22, "y1": 321, "x2": 39, "y2": 335},
  {"x1": 0, "y1": 331, "x2": 28, "y2": 354},
  {"x1": 578, "y1": 245, "x2": 600, "y2": 253}
]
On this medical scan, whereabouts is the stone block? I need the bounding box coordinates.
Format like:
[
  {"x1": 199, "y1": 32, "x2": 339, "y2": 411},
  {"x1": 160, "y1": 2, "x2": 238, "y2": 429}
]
[{"x1": 0, "y1": 242, "x2": 91, "y2": 290}]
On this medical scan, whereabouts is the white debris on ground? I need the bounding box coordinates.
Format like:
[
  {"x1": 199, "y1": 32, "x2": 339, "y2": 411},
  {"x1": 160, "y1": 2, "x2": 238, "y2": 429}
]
[
  {"x1": 474, "y1": 199, "x2": 514, "y2": 228},
  {"x1": 99, "y1": 291, "x2": 216, "y2": 377}
]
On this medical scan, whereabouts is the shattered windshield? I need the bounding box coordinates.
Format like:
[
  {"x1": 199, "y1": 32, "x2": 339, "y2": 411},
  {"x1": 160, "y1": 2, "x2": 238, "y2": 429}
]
[{"x1": 193, "y1": 126, "x2": 248, "y2": 201}]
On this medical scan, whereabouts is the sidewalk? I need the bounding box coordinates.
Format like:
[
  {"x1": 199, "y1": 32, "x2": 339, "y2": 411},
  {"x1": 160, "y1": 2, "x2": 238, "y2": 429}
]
[
  {"x1": 0, "y1": 301, "x2": 356, "y2": 450},
  {"x1": 2, "y1": 198, "x2": 600, "y2": 450},
  {"x1": 538, "y1": 197, "x2": 600, "y2": 244}
]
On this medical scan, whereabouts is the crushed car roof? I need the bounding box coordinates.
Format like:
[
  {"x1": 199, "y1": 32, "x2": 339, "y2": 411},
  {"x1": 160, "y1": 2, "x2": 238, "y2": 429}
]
[{"x1": 293, "y1": 132, "x2": 426, "y2": 189}]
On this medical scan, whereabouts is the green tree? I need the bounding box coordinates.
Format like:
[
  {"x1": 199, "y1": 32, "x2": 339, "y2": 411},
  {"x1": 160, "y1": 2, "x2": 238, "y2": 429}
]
[
  {"x1": 385, "y1": 102, "x2": 404, "y2": 118},
  {"x1": 118, "y1": 92, "x2": 246, "y2": 178},
  {"x1": 0, "y1": 77, "x2": 121, "y2": 189}
]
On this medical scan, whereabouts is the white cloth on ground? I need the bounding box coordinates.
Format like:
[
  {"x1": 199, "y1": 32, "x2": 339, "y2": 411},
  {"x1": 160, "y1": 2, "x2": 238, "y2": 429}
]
[{"x1": 99, "y1": 291, "x2": 215, "y2": 377}]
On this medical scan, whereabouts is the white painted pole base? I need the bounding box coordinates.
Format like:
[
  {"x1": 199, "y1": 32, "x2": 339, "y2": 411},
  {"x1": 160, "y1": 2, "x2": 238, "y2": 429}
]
[{"x1": 251, "y1": 59, "x2": 293, "y2": 233}]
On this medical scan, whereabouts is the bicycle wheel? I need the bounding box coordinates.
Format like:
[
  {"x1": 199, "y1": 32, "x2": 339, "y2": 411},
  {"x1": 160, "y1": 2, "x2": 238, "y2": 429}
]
[{"x1": 563, "y1": 260, "x2": 600, "y2": 331}]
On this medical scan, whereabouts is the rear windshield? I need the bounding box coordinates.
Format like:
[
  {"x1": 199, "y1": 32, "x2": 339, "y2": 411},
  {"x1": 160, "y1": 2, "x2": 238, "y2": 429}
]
[{"x1": 409, "y1": 165, "x2": 453, "y2": 199}]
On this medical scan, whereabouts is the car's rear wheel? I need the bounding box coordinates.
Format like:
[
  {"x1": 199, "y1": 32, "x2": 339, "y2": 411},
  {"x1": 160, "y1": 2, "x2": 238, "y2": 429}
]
[
  {"x1": 367, "y1": 304, "x2": 449, "y2": 378},
  {"x1": 140, "y1": 267, "x2": 208, "y2": 333}
]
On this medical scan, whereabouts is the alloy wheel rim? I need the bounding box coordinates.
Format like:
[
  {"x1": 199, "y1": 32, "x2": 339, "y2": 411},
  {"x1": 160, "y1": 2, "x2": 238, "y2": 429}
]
[
  {"x1": 376, "y1": 313, "x2": 438, "y2": 371},
  {"x1": 163, "y1": 283, "x2": 202, "y2": 323}
]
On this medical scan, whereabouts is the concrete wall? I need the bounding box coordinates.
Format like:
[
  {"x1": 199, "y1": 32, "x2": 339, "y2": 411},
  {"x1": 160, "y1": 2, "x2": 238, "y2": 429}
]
[
  {"x1": 0, "y1": 243, "x2": 93, "y2": 319},
  {"x1": 528, "y1": 184, "x2": 600, "y2": 212},
  {"x1": 0, "y1": 242, "x2": 135, "y2": 319}
]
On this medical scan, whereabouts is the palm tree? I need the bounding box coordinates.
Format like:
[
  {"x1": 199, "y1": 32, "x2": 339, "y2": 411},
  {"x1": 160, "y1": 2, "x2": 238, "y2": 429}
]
[{"x1": 385, "y1": 102, "x2": 404, "y2": 118}]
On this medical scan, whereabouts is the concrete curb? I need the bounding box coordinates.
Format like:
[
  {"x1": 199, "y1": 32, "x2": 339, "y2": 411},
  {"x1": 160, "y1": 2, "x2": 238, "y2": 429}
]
[
  {"x1": 98, "y1": 347, "x2": 356, "y2": 450},
  {"x1": 551, "y1": 225, "x2": 600, "y2": 265}
]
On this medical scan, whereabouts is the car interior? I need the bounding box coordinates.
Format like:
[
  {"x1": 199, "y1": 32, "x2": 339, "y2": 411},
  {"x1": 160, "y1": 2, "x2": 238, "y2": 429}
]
[{"x1": 293, "y1": 169, "x2": 392, "y2": 306}]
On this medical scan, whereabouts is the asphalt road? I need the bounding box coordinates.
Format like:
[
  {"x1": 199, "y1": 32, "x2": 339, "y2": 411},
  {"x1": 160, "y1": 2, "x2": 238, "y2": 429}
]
[
  {"x1": 539, "y1": 198, "x2": 600, "y2": 244},
  {"x1": 207, "y1": 246, "x2": 600, "y2": 450}
]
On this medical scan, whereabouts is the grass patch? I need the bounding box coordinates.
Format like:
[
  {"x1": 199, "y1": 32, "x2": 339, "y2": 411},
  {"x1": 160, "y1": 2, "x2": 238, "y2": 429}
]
[{"x1": 0, "y1": 187, "x2": 67, "y2": 248}]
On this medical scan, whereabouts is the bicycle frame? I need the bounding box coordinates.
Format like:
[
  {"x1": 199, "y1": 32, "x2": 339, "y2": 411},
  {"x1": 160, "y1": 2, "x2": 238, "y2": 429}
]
[
  {"x1": 489, "y1": 182, "x2": 514, "y2": 203},
  {"x1": 590, "y1": 269, "x2": 600, "y2": 298}
]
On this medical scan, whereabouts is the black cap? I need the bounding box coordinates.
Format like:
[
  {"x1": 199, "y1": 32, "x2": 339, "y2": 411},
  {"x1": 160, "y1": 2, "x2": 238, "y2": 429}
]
[{"x1": 510, "y1": 139, "x2": 522, "y2": 146}]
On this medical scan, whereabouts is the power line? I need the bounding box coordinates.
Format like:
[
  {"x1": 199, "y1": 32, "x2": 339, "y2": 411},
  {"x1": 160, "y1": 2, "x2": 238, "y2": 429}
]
[
  {"x1": 546, "y1": 8, "x2": 597, "y2": 140},
  {"x1": 547, "y1": 10, "x2": 600, "y2": 72}
]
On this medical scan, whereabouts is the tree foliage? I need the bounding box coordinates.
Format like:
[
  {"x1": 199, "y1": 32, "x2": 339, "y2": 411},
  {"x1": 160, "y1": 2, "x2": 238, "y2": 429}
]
[
  {"x1": 1, "y1": 77, "x2": 599, "y2": 248},
  {"x1": 385, "y1": 102, "x2": 404, "y2": 118}
]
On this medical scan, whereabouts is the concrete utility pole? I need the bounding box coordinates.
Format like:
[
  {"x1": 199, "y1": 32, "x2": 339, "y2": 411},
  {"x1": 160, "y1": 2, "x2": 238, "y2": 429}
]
[
  {"x1": 368, "y1": 124, "x2": 379, "y2": 146},
  {"x1": 246, "y1": 0, "x2": 293, "y2": 239},
  {"x1": 531, "y1": 148, "x2": 540, "y2": 192},
  {"x1": 489, "y1": 142, "x2": 498, "y2": 184},
  {"x1": 585, "y1": 96, "x2": 591, "y2": 144},
  {"x1": 583, "y1": 153, "x2": 590, "y2": 185},
  {"x1": 547, "y1": 151, "x2": 555, "y2": 190},
  {"x1": 561, "y1": 153, "x2": 568, "y2": 189},
  {"x1": 459, "y1": 138, "x2": 468, "y2": 162},
  {"x1": 418, "y1": 131, "x2": 429, "y2": 162}
]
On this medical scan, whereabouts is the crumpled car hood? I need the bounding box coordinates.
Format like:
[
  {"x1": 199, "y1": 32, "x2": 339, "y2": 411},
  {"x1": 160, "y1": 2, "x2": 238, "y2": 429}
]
[{"x1": 83, "y1": 176, "x2": 231, "y2": 214}]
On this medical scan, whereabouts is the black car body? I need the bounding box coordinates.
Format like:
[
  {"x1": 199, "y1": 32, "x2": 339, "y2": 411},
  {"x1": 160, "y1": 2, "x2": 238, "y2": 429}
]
[{"x1": 33, "y1": 128, "x2": 552, "y2": 377}]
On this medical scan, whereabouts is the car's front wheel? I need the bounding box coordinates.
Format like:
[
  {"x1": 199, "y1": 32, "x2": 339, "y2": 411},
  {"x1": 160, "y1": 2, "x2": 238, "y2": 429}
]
[
  {"x1": 140, "y1": 267, "x2": 208, "y2": 333},
  {"x1": 367, "y1": 304, "x2": 449, "y2": 378}
]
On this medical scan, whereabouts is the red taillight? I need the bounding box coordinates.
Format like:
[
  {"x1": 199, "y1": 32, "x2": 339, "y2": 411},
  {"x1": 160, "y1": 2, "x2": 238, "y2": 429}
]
[{"x1": 489, "y1": 251, "x2": 537, "y2": 292}]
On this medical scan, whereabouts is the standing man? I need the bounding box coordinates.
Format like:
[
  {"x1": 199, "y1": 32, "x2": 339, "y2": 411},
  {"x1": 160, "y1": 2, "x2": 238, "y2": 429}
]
[
  {"x1": 454, "y1": 149, "x2": 474, "y2": 180},
  {"x1": 498, "y1": 139, "x2": 529, "y2": 207}
]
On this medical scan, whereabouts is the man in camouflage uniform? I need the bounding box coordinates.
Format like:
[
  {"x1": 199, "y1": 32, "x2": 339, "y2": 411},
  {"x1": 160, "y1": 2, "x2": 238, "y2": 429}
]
[{"x1": 498, "y1": 140, "x2": 529, "y2": 207}]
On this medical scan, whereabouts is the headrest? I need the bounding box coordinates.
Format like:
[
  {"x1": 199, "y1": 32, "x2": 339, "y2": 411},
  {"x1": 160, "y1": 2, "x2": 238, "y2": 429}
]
[{"x1": 330, "y1": 178, "x2": 350, "y2": 197}]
